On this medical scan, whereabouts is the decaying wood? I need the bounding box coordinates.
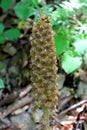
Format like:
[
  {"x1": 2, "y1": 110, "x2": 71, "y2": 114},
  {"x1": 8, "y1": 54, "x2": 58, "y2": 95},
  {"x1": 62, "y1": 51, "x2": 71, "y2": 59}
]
[
  {"x1": 58, "y1": 95, "x2": 73, "y2": 112},
  {"x1": 19, "y1": 85, "x2": 32, "y2": 98},
  {"x1": 0, "y1": 95, "x2": 32, "y2": 119},
  {"x1": 59, "y1": 100, "x2": 87, "y2": 116},
  {"x1": 0, "y1": 92, "x2": 18, "y2": 107}
]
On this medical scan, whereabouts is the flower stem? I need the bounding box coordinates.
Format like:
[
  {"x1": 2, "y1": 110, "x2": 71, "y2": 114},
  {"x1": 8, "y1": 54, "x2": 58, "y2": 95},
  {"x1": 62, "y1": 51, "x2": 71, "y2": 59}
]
[{"x1": 42, "y1": 106, "x2": 52, "y2": 130}]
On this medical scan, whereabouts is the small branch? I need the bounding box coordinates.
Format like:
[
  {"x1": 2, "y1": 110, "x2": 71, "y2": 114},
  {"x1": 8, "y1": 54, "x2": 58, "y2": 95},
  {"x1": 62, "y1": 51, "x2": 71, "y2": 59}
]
[
  {"x1": 58, "y1": 100, "x2": 87, "y2": 116},
  {"x1": 19, "y1": 85, "x2": 32, "y2": 98},
  {"x1": 0, "y1": 95, "x2": 32, "y2": 119}
]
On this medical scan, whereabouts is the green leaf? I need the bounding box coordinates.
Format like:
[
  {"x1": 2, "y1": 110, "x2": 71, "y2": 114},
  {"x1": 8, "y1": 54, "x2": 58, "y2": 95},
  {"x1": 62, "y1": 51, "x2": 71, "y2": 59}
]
[
  {"x1": 51, "y1": 8, "x2": 67, "y2": 25},
  {"x1": 0, "y1": 63, "x2": 3, "y2": 70},
  {"x1": 22, "y1": 0, "x2": 32, "y2": 3},
  {"x1": 84, "y1": 53, "x2": 87, "y2": 62},
  {"x1": 51, "y1": 10, "x2": 59, "y2": 25},
  {"x1": 62, "y1": 52, "x2": 82, "y2": 74},
  {"x1": 31, "y1": 0, "x2": 39, "y2": 9},
  {"x1": 0, "y1": 35, "x2": 5, "y2": 44},
  {"x1": 73, "y1": 39, "x2": 87, "y2": 55},
  {"x1": 74, "y1": 93, "x2": 79, "y2": 99},
  {"x1": 23, "y1": 0, "x2": 39, "y2": 9},
  {"x1": 57, "y1": 7, "x2": 67, "y2": 20},
  {"x1": 0, "y1": 23, "x2": 4, "y2": 34},
  {"x1": 0, "y1": 62, "x2": 3, "y2": 70},
  {"x1": 60, "y1": 0, "x2": 84, "y2": 11},
  {"x1": 54, "y1": 34, "x2": 68, "y2": 57},
  {"x1": 0, "y1": 79, "x2": 5, "y2": 89},
  {"x1": 0, "y1": 0, "x2": 12, "y2": 11},
  {"x1": 14, "y1": 2, "x2": 33, "y2": 20},
  {"x1": 4, "y1": 28, "x2": 21, "y2": 41}
]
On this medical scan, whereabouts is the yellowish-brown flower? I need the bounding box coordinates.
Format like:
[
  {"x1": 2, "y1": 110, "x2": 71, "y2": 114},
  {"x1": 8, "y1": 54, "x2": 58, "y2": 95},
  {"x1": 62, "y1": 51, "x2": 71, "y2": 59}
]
[{"x1": 30, "y1": 11, "x2": 58, "y2": 130}]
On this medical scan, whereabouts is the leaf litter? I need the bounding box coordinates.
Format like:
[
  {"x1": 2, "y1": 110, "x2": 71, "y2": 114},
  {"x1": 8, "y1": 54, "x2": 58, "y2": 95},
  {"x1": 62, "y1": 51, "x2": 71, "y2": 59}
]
[{"x1": 0, "y1": 1, "x2": 87, "y2": 130}]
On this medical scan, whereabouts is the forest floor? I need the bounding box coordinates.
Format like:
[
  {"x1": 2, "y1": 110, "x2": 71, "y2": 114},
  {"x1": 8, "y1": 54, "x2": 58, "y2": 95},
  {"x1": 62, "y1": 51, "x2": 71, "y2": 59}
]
[
  {"x1": 0, "y1": 32, "x2": 87, "y2": 130},
  {"x1": 0, "y1": 61, "x2": 87, "y2": 130},
  {"x1": 0, "y1": 2, "x2": 87, "y2": 130}
]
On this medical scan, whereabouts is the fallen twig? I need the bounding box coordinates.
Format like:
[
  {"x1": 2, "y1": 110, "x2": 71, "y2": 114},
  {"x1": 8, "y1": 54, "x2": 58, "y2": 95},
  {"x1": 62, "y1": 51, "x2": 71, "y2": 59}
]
[
  {"x1": 0, "y1": 92, "x2": 18, "y2": 107},
  {"x1": 19, "y1": 85, "x2": 32, "y2": 98},
  {"x1": 58, "y1": 100, "x2": 87, "y2": 116},
  {"x1": 0, "y1": 95, "x2": 32, "y2": 119}
]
